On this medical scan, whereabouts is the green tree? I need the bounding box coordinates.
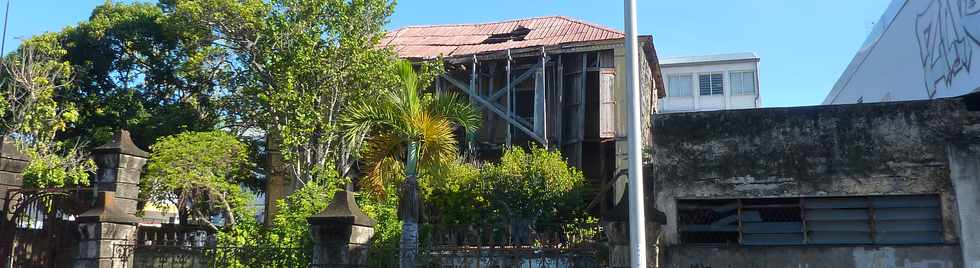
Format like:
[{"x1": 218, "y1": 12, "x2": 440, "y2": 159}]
[
  {"x1": 167, "y1": 0, "x2": 401, "y2": 223},
  {"x1": 0, "y1": 39, "x2": 95, "y2": 188},
  {"x1": 36, "y1": 2, "x2": 226, "y2": 148},
  {"x1": 141, "y1": 131, "x2": 254, "y2": 230},
  {"x1": 342, "y1": 60, "x2": 480, "y2": 267}
]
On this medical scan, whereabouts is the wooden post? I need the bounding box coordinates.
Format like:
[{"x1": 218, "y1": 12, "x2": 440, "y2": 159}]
[
  {"x1": 534, "y1": 48, "x2": 549, "y2": 148},
  {"x1": 488, "y1": 62, "x2": 497, "y2": 145},
  {"x1": 577, "y1": 53, "x2": 587, "y2": 166},
  {"x1": 556, "y1": 54, "x2": 563, "y2": 149},
  {"x1": 436, "y1": 77, "x2": 443, "y2": 95},
  {"x1": 469, "y1": 55, "x2": 478, "y2": 157},
  {"x1": 506, "y1": 49, "x2": 513, "y2": 147},
  {"x1": 542, "y1": 48, "x2": 549, "y2": 148}
]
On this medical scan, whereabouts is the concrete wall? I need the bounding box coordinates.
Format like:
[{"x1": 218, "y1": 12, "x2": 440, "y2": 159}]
[
  {"x1": 649, "y1": 94, "x2": 980, "y2": 267},
  {"x1": 667, "y1": 245, "x2": 961, "y2": 268},
  {"x1": 948, "y1": 147, "x2": 980, "y2": 268},
  {"x1": 659, "y1": 60, "x2": 760, "y2": 113}
]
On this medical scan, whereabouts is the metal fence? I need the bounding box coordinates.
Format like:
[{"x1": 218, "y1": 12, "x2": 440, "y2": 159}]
[
  {"x1": 381, "y1": 222, "x2": 606, "y2": 268},
  {"x1": 113, "y1": 244, "x2": 309, "y2": 268},
  {"x1": 113, "y1": 222, "x2": 603, "y2": 268}
]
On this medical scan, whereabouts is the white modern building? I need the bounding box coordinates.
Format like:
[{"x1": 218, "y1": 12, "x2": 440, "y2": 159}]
[
  {"x1": 823, "y1": 0, "x2": 980, "y2": 104},
  {"x1": 658, "y1": 53, "x2": 761, "y2": 113}
]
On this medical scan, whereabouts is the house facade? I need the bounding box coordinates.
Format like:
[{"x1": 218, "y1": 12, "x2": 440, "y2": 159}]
[
  {"x1": 382, "y1": 17, "x2": 664, "y2": 213},
  {"x1": 658, "y1": 53, "x2": 761, "y2": 113}
]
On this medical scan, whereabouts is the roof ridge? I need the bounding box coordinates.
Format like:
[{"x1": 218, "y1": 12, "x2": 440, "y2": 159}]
[
  {"x1": 554, "y1": 16, "x2": 624, "y2": 35},
  {"x1": 390, "y1": 15, "x2": 617, "y2": 32}
]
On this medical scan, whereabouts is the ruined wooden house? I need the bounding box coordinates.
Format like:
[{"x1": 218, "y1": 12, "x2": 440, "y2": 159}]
[{"x1": 381, "y1": 16, "x2": 665, "y2": 193}]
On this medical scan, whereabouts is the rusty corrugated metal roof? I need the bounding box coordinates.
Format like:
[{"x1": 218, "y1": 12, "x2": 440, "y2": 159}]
[{"x1": 381, "y1": 16, "x2": 625, "y2": 59}]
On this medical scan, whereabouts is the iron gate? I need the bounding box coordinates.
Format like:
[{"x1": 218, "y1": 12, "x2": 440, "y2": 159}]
[{"x1": 0, "y1": 188, "x2": 92, "y2": 268}]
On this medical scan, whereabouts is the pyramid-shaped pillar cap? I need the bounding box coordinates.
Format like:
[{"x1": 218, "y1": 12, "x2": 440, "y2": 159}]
[
  {"x1": 308, "y1": 190, "x2": 376, "y2": 227},
  {"x1": 93, "y1": 130, "x2": 148, "y2": 158}
]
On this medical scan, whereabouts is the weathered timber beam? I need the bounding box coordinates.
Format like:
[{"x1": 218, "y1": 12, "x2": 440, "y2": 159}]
[
  {"x1": 441, "y1": 74, "x2": 546, "y2": 145},
  {"x1": 506, "y1": 49, "x2": 513, "y2": 146},
  {"x1": 486, "y1": 67, "x2": 536, "y2": 102}
]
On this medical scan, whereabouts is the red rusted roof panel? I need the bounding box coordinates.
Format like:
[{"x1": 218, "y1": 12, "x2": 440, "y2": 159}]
[{"x1": 383, "y1": 16, "x2": 625, "y2": 59}]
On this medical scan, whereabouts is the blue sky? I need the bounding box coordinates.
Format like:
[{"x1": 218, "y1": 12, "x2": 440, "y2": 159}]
[{"x1": 3, "y1": 0, "x2": 891, "y2": 107}]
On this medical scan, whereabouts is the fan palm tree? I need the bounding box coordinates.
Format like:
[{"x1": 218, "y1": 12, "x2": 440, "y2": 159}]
[{"x1": 341, "y1": 60, "x2": 480, "y2": 267}]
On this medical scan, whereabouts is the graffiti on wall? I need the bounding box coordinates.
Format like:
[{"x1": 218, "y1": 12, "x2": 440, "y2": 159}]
[{"x1": 915, "y1": 0, "x2": 980, "y2": 97}]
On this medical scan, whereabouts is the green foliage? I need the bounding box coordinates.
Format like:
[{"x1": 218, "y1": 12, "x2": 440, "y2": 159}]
[
  {"x1": 1, "y1": 36, "x2": 95, "y2": 188},
  {"x1": 425, "y1": 146, "x2": 592, "y2": 226},
  {"x1": 30, "y1": 2, "x2": 224, "y2": 148},
  {"x1": 359, "y1": 185, "x2": 401, "y2": 268},
  {"x1": 267, "y1": 176, "x2": 342, "y2": 248},
  {"x1": 142, "y1": 131, "x2": 254, "y2": 228},
  {"x1": 169, "y1": 0, "x2": 402, "y2": 184},
  {"x1": 479, "y1": 146, "x2": 590, "y2": 224},
  {"x1": 421, "y1": 160, "x2": 483, "y2": 224},
  {"x1": 341, "y1": 60, "x2": 481, "y2": 197},
  {"x1": 216, "y1": 170, "x2": 343, "y2": 266},
  {"x1": 22, "y1": 143, "x2": 95, "y2": 188}
]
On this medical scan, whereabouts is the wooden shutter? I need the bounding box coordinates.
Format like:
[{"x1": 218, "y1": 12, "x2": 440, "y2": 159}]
[{"x1": 599, "y1": 69, "x2": 616, "y2": 138}]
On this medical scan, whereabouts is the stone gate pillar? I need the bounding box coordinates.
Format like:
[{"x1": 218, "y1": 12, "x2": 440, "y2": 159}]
[
  {"x1": 92, "y1": 130, "x2": 148, "y2": 217},
  {"x1": 308, "y1": 189, "x2": 376, "y2": 267},
  {"x1": 0, "y1": 136, "x2": 29, "y2": 217},
  {"x1": 75, "y1": 191, "x2": 140, "y2": 268}
]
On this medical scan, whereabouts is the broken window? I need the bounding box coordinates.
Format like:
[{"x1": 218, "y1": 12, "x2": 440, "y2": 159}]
[
  {"x1": 678, "y1": 195, "x2": 942, "y2": 245},
  {"x1": 482, "y1": 26, "x2": 531, "y2": 44}
]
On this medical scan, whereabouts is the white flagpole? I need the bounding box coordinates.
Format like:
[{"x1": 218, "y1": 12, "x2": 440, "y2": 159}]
[{"x1": 623, "y1": 0, "x2": 648, "y2": 267}]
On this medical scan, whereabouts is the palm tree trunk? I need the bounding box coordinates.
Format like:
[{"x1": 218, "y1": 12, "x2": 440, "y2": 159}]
[{"x1": 400, "y1": 141, "x2": 420, "y2": 268}]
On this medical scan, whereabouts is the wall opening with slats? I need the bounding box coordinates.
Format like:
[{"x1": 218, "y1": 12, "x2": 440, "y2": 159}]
[{"x1": 677, "y1": 195, "x2": 943, "y2": 246}]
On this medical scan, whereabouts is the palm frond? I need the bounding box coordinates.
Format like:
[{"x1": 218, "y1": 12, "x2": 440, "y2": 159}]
[
  {"x1": 395, "y1": 60, "x2": 421, "y2": 115},
  {"x1": 427, "y1": 93, "x2": 481, "y2": 134},
  {"x1": 339, "y1": 95, "x2": 403, "y2": 157},
  {"x1": 360, "y1": 132, "x2": 406, "y2": 197},
  {"x1": 412, "y1": 111, "x2": 458, "y2": 168}
]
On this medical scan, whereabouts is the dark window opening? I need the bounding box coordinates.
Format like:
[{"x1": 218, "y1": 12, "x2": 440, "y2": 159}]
[
  {"x1": 514, "y1": 90, "x2": 534, "y2": 121},
  {"x1": 678, "y1": 195, "x2": 942, "y2": 246},
  {"x1": 678, "y1": 199, "x2": 738, "y2": 244},
  {"x1": 483, "y1": 26, "x2": 532, "y2": 44}
]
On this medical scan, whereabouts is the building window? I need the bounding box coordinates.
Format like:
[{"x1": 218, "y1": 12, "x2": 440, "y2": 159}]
[
  {"x1": 667, "y1": 74, "x2": 693, "y2": 97},
  {"x1": 730, "y1": 71, "x2": 756, "y2": 95},
  {"x1": 699, "y1": 73, "x2": 723, "y2": 96},
  {"x1": 677, "y1": 195, "x2": 942, "y2": 245}
]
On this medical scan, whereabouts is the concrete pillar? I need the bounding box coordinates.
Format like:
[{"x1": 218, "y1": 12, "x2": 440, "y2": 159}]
[
  {"x1": 604, "y1": 221, "x2": 630, "y2": 268},
  {"x1": 75, "y1": 191, "x2": 140, "y2": 268},
  {"x1": 307, "y1": 189, "x2": 376, "y2": 267},
  {"x1": 0, "y1": 136, "x2": 29, "y2": 216},
  {"x1": 948, "y1": 146, "x2": 980, "y2": 268},
  {"x1": 92, "y1": 130, "x2": 148, "y2": 217}
]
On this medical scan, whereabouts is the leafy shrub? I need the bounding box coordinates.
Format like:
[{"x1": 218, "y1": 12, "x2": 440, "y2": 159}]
[{"x1": 423, "y1": 146, "x2": 592, "y2": 227}]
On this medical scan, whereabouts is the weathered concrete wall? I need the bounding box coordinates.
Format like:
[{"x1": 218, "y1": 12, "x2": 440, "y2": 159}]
[
  {"x1": 666, "y1": 245, "x2": 962, "y2": 268},
  {"x1": 947, "y1": 147, "x2": 980, "y2": 268},
  {"x1": 649, "y1": 93, "x2": 980, "y2": 267}
]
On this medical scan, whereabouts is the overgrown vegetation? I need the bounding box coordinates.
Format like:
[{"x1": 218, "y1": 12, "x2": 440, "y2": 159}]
[{"x1": 3, "y1": 1, "x2": 601, "y2": 267}]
